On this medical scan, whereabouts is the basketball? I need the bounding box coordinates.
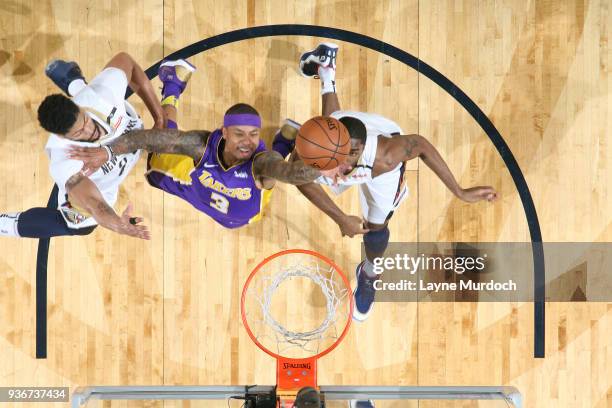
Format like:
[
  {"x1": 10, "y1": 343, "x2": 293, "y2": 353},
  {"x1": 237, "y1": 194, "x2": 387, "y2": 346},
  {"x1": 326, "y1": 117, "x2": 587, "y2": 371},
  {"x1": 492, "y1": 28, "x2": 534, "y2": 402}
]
[{"x1": 296, "y1": 116, "x2": 351, "y2": 170}]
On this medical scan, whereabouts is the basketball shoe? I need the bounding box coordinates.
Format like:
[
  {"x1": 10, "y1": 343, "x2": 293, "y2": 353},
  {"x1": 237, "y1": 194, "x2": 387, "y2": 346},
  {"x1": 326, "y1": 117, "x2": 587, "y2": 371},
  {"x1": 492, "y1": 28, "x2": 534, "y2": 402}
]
[
  {"x1": 158, "y1": 59, "x2": 197, "y2": 99},
  {"x1": 280, "y1": 118, "x2": 301, "y2": 140},
  {"x1": 45, "y1": 59, "x2": 86, "y2": 96},
  {"x1": 299, "y1": 42, "x2": 338, "y2": 78},
  {"x1": 352, "y1": 261, "x2": 376, "y2": 322}
]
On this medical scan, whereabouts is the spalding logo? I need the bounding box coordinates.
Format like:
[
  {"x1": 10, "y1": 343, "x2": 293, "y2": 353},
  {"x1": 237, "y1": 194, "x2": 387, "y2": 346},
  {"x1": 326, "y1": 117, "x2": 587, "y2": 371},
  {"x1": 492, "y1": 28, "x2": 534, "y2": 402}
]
[
  {"x1": 283, "y1": 362, "x2": 311, "y2": 369},
  {"x1": 326, "y1": 118, "x2": 337, "y2": 130}
]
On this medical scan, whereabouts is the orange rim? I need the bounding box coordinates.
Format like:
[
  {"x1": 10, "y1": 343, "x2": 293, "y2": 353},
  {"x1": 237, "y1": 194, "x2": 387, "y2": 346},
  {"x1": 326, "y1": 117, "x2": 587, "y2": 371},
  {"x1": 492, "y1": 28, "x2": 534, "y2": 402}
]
[{"x1": 240, "y1": 248, "x2": 354, "y2": 361}]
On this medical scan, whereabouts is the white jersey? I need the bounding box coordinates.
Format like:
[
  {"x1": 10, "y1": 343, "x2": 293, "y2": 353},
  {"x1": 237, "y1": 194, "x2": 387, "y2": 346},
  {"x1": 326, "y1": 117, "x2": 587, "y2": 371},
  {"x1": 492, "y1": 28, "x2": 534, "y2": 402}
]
[
  {"x1": 316, "y1": 110, "x2": 404, "y2": 190},
  {"x1": 315, "y1": 111, "x2": 409, "y2": 224},
  {"x1": 44, "y1": 67, "x2": 143, "y2": 229}
]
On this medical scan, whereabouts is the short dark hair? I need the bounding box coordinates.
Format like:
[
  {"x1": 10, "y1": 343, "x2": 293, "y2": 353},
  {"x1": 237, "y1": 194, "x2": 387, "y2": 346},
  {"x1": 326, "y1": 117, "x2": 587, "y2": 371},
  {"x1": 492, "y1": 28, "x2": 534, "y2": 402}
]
[
  {"x1": 37, "y1": 94, "x2": 80, "y2": 135},
  {"x1": 224, "y1": 103, "x2": 260, "y2": 116},
  {"x1": 294, "y1": 387, "x2": 321, "y2": 408},
  {"x1": 339, "y1": 116, "x2": 366, "y2": 144}
]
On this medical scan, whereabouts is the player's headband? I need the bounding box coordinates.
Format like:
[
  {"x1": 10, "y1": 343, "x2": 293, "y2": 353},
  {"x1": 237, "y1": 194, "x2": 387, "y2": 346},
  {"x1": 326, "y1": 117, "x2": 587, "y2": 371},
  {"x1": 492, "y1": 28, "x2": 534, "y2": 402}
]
[{"x1": 223, "y1": 114, "x2": 261, "y2": 128}]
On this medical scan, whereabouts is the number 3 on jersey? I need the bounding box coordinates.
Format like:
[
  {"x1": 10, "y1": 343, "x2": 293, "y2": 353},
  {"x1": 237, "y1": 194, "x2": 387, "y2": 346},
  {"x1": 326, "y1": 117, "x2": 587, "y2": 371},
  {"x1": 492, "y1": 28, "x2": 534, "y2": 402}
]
[{"x1": 210, "y1": 192, "x2": 229, "y2": 214}]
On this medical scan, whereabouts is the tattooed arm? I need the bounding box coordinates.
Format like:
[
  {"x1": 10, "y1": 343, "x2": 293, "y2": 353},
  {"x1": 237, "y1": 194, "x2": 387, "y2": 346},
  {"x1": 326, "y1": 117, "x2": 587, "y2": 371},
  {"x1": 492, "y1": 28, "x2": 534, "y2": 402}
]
[
  {"x1": 253, "y1": 150, "x2": 350, "y2": 185},
  {"x1": 392, "y1": 134, "x2": 464, "y2": 194},
  {"x1": 108, "y1": 128, "x2": 211, "y2": 161},
  {"x1": 252, "y1": 151, "x2": 323, "y2": 185},
  {"x1": 65, "y1": 173, "x2": 150, "y2": 239},
  {"x1": 390, "y1": 134, "x2": 497, "y2": 202},
  {"x1": 68, "y1": 128, "x2": 211, "y2": 175}
]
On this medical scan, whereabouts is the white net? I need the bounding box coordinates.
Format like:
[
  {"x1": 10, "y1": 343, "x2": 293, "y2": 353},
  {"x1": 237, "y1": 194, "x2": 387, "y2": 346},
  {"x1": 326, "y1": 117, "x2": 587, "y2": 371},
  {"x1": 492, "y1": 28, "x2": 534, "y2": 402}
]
[{"x1": 242, "y1": 252, "x2": 352, "y2": 359}]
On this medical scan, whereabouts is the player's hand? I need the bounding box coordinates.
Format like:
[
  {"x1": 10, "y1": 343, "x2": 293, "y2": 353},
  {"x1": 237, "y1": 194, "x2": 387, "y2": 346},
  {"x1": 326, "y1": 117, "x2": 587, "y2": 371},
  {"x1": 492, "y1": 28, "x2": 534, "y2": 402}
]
[
  {"x1": 337, "y1": 215, "x2": 370, "y2": 238},
  {"x1": 116, "y1": 203, "x2": 151, "y2": 240},
  {"x1": 458, "y1": 186, "x2": 498, "y2": 203},
  {"x1": 68, "y1": 146, "x2": 110, "y2": 176},
  {"x1": 319, "y1": 162, "x2": 352, "y2": 186}
]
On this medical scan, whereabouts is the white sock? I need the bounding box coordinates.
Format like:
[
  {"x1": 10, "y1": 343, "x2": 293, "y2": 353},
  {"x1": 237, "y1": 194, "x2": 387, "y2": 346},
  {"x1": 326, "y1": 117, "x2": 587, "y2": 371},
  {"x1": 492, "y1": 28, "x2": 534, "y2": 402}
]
[
  {"x1": 318, "y1": 66, "x2": 336, "y2": 95},
  {"x1": 68, "y1": 79, "x2": 86, "y2": 96},
  {"x1": 0, "y1": 212, "x2": 21, "y2": 237},
  {"x1": 362, "y1": 258, "x2": 378, "y2": 279}
]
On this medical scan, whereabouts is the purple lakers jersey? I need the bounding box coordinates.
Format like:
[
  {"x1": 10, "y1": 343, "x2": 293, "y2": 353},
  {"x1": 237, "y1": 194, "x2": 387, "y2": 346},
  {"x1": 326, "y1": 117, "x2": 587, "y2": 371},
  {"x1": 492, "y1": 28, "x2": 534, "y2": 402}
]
[{"x1": 145, "y1": 129, "x2": 271, "y2": 228}]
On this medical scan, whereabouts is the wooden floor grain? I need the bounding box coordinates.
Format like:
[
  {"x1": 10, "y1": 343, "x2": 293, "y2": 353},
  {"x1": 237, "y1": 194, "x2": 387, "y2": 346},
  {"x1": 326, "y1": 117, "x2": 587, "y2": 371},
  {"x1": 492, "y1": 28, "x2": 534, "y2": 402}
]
[{"x1": 0, "y1": 0, "x2": 610, "y2": 406}]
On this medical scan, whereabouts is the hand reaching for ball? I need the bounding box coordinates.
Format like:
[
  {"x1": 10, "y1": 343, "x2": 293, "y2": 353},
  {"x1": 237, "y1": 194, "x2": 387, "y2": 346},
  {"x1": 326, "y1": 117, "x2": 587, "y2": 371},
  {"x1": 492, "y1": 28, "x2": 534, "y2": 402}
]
[{"x1": 319, "y1": 162, "x2": 352, "y2": 185}]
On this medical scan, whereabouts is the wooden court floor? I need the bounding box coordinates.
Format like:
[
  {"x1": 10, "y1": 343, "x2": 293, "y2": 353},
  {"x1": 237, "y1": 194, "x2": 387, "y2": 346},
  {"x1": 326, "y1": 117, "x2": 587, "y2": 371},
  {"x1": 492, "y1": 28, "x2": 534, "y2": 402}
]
[{"x1": 0, "y1": 0, "x2": 611, "y2": 406}]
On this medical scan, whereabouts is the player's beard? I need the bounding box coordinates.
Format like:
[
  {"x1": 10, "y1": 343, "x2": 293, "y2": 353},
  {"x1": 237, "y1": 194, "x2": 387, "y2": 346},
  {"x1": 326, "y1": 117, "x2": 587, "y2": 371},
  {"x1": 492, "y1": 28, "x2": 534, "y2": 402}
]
[{"x1": 87, "y1": 122, "x2": 104, "y2": 142}]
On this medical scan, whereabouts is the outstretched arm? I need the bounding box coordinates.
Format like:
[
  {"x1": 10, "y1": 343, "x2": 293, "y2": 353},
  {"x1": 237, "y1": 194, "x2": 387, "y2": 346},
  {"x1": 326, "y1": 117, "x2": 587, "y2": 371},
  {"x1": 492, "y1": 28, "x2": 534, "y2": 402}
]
[
  {"x1": 65, "y1": 173, "x2": 150, "y2": 239},
  {"x1": 296, "y1": 182, "x2": 369, "y2": 237},
  {"x1": 253, "y1": 150, "x2": 351, "y2": 186},
  {"x1": 280, "y1": 151, "x2": 368, "y2": 237},
  {"x1": 69, "y1": 128, "x2": 211, "y2": 175},
  {"x1": 394, "y1": 134, "x2": 497, "y2": 202},
  {"x1": 105, "y1": 52, "x2": 164, "y2": 128},
  {"x1": 108, "y1": 128, "x2": 210, "y2": 160}
]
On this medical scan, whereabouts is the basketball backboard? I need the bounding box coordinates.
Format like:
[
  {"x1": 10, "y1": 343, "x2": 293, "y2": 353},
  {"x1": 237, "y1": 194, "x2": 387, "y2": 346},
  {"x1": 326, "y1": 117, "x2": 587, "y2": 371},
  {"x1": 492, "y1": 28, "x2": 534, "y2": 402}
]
[{"x1": 71, "y1": 385, "x2": 522, "y2": 407}]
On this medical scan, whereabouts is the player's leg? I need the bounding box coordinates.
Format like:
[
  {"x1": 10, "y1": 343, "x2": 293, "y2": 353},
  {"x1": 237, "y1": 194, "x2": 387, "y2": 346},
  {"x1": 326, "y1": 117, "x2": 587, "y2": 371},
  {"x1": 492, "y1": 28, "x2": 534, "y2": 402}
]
[
  {"x1": 321, "y1": 86, "x2": 341, "y2": 116},
  {"x1": 353, "y1": 220, "x2": 390, "y2": 322},
  {"x1": 363, "y1": 222, "x2": 390, "y2": 262},
  {"x1": 45, "y1": 59, "x2": 87, "y2": 96},
  {"x1": 163, "y1": 104, "x2": 179, "y2": 129},
  {"x1": 145, "y1": 58, "x2": 198, "y2": 184},
  {"x1": 145, "y1": 58, "x2": 197, "y2": 187},
  {"x1": 351, "y1": 192, "x2": 391, "y2": 322},
  {"x1": 0, "y1": 208, "x2": 96, "y2": 238},
  {"x1": 299, "y1": 43, "x2": 340, "y2": 116},
  {"x1": 352, "y1": 172, "x2": 408, "y2": 321},
  {"x1": 272, "y1": 119, "x2": 300, "y2": 159},
  {"x1": 158, "y1": 59, "x2": 197, "y2": 130}
]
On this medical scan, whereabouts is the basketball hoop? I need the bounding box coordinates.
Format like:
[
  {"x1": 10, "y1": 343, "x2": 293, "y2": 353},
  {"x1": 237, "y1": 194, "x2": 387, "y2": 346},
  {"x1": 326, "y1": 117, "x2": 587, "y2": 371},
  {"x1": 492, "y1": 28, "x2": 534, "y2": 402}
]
[{"x1": 241, "y1": 249, "x2": 353, "y2": 404}]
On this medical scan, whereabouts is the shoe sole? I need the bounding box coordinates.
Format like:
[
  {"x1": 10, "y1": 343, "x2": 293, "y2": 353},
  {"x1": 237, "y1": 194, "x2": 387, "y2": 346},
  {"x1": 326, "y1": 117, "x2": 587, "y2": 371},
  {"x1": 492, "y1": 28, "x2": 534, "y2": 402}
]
[
  {"x1": 298, "y1": 42, "x2": 339, "y2": 78},
  {"x1": 352, "y1": 262, "x2": 371, "y2": 322},
  {"x1": 45, "y1": 59, "x2": 62, "y2": 75},
  {"x1": 280, "y1": 119, "x2": 301, "y2": 141},
  {"x1": 299, "y1": 42, "x2": 339, "y2": 63},
  {"x1": 159, "y1": 59, "x2": 197, "y2": 73},
  {"x1": 45, "y1": 59, "x2": 77, "y2": 76},
  {"x1": 282, "y1": 118, "x2": 301, "y2": 130},
  {"x1": 318, "y1": 42, "x2": 339, "y2": 50},
  {"x1": 45, "y1": 59, "x2": 85, "y2": 95}
]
